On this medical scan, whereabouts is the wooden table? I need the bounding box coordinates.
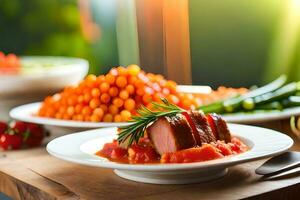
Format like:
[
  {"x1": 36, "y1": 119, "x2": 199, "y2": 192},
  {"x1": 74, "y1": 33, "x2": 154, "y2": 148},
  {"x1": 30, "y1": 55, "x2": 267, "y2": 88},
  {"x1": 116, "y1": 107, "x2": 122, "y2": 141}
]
[{"x1": 1, "y1": 120, "x2": 300, "y2": 200}]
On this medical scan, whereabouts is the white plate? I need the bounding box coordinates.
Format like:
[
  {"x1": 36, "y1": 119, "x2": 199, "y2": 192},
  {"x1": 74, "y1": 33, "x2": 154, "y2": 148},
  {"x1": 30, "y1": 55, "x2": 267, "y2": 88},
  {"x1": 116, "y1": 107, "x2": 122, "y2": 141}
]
[
  {"x1": 47, "y1": 124, "x2": 293, "y2": 184},
  {"x1": 222, "y1": 107, "x2": 300, "y2": 123},
  {"x1": 9, "y1": 102, "x2": 129, "y2": 128},
  {"x1": 9, "y1": 84, "x2": 212, "y2": 129}
]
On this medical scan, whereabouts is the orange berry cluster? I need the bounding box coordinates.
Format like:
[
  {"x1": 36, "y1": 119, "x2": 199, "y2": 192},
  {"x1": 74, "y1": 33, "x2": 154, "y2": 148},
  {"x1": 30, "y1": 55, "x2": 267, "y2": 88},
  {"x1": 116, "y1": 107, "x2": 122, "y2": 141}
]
[
  {"x1": 0, "y1": 52, "x2": 20, "y2": 74},
  {"x1": 38, "y1": 65, "x2": 203, "y2": 122}
]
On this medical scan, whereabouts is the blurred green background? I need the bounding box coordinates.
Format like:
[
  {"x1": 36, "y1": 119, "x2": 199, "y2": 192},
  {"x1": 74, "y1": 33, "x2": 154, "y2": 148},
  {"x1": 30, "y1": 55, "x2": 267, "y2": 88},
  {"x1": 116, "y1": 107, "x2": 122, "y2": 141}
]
[{"x1": 1, "y1": 0, "x2": 300, "y2": 88}]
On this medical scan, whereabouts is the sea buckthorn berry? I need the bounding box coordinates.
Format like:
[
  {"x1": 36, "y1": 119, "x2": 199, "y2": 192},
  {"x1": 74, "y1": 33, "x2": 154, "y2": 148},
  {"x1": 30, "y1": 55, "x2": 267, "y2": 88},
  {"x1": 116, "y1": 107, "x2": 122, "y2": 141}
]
[
  {"x1": 116, "y1": 76, "x2": 127, "y2": 88},
  {"x1": 67, "y1": 106, "x2": 75, "y2": 116},
  {"x1": 82, "y1": 106, "x2": 92, "y2": 116},
  {"x1": 117, "y1": 66, "x2": 127, "y2": 76},
  {"x1": 89, "y1": 98, "x2": 101, "y2": 109},
  {"x1": 114, "y1": 114, "x2": 122, "y2": 122},
  {"x1": 108, "y1": 87, "x2": 119, "y2": 97},
  {"x1": 55, "y1": 113, "x2": 62, "y2": 119},
  {"x1": 145, "y1": 87, "x2": 154, "y2": 95},
  {"x1": 99, "y1": 104, "x2": 108, "y2": 113},
  {"x1": 77, "y1": 95, "x2": 84, "y2": 103},
  {"x1": 84, "y1": 115, "x2": 91, "y2": 122},
  {"x1": 125, "y1": 84, "x2": 135, "y2": 95},
  {"x1": 83, "y1": 93, "x2": 92, "y2": 103},
  {"x1": 75, "y1": 104, "x2": 83, "y2": 114},
  {"x1": 86, "y1": 74, "x2": 97, "y2": 82},
  {"x1": 119, "y1": 90, "x2": 129, "y2": 100},
  {"x1": 127, "y1": 64, "x2": 141, "y2": 76},
  {"x1": 105, "y1": 74, "x2": 116, "y2": 85},
  {"x1": 93, "y1": 108, "x2": 104, "y2": 118},
  {"x1": 86, "y1": 74, "x2": 97, "y2": 87},
  {"x1": 109, "y1": 68, "x2": 118, "y2": 76},
  {"x1": 59, "y1": 106, "x2": 66, "y2": 114},
  {"x1": 100, "y1": 93, "x2": 111, "y2": 104},
  {"x1": 162, "y1": 88, "x2": 170, "y2": 95},
  {"x1": 112, "y1": 98, "x2": 124, "y2": 108},
  {"x1": 91, "y1": 114, "x2": 101, "y2": 122},
  {"x1": 153, "y1": 93, "x2": 164, "y2": 102},
  {"x1": 97, "y1": 75, "x2": 106, "y2": 84},
  {"x1": 166, "y1": 80, "x2": 177, "y2": 91},
  {"x1": 77, "y1": 115, "x2": 84, "y2": 121},
  {"x1": 142, "y1": 94, "x2": 152, "y2": 104},
  {"x1": 103, "y1": 114, "x2": 113, "y2": 122},
  {"x1": 124, "y1": 98, "x2": 135, "y2": 111},
  {"x1": 120, "y1": 110, "x2": 131, "y2": 121},
  {"x1": 167, "y1": 94, "x2": 180, "y2": 105},
  {"x1": 91, "y1": 88, "x2": 101, "y2": 98},
  {"x1": 128, "y1": 76, "x2": 137, "y2": 84},
  {"x1": 152, "y1": 83, "x2": 161, "y2": 92},
  {"x1": 67, "y1": 96, "x2": 77, "y2": 106},
  {"x1": 45, "y1": 108, "x2": 55, "y2": 118},
  {"x1": 134, "y1": 80, "x2": 144, "y2": 88},
  {"x1": 100, "y1": 82, "x2": 110, "y2": 93},
  {"x1": 63, "y1": 113, "x2": 71, "y2": 120},
  {"x1": 108, "y1": 105, "x2": 119, "y2": 115},
  {"x1": 136, "y1": 88, "x2": 145, "y2": 96}
]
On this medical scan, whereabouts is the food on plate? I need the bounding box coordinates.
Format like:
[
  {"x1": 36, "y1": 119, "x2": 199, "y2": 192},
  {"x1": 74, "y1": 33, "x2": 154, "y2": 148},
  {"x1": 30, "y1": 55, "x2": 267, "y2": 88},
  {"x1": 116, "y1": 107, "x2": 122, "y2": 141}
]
[
  {"x1": 38, "y1": 65, "x2": 247, "y2": 122},
  {"x1": 96, "y1": 99, "x2": 248, "y2": 164},
  {"x1": 0, "y1": 121, "x2": 49, "y2": 150},
  {"x1": 199, "y1": 75, "x2": 300, "y2": 114},
  {"x1": 0, "y1": 52, "x2": 21, "y2": 74}
]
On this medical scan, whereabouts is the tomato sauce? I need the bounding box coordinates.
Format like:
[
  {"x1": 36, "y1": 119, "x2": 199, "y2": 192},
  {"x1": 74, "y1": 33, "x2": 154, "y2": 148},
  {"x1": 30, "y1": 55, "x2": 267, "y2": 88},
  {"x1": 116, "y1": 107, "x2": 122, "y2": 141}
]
[{"x1": 96, "y1": 137, "x2": 248, "y2": 164}]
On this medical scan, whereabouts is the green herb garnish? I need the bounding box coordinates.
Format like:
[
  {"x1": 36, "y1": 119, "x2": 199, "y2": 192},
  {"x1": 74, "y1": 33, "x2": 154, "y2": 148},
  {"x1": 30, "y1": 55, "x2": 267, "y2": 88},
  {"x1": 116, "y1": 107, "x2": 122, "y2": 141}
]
[{"x1": 117, "y1": 98, "x2": 184, "y2": 147}]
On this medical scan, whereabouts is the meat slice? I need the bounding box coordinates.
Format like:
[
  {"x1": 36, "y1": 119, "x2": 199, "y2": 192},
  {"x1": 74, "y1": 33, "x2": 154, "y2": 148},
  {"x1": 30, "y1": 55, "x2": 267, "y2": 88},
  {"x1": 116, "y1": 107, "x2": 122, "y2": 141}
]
[
  {"x1": 208, "y1": 113, "x2": 231, "y2": 143},
  {"x1": 147, "y1": 114, "x2": 196, "y2": 155},
  {"x1": 188, "y1": 111, "x2": 216, "y2": 144}
]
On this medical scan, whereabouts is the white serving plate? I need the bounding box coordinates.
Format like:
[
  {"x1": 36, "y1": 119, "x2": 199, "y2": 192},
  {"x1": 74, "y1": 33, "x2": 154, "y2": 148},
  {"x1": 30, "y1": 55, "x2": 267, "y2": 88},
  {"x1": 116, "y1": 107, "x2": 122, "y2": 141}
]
[
  {"x1": 9, "y1": 102, "x2": 129, "y2": 141},
  {"x1": 47, "y1": 124, "x2": 293, "y2": 184},
  {"x1": 9, "y1": 85, "x2": 211, "y2": 136},
  {"x1": 0, "y1": 56, "x2": 88, "y2": 120}
]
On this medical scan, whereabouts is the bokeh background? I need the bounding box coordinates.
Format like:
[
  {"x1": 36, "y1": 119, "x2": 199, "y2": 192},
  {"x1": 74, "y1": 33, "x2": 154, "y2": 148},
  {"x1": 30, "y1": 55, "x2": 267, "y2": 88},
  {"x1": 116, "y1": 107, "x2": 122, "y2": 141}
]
[{"x1": 1, "y1": 0, "x2": 300, "y2": 87}]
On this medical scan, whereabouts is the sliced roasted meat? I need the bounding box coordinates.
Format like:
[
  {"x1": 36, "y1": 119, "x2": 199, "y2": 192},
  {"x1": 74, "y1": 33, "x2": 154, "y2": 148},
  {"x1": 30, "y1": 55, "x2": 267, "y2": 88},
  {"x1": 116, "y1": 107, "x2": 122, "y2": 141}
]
[
  {"x1": 147, "y1": 114, "x2": 196, "y2": 155},
  {"x1": 207, "y1": 113, "x2": 231, "y2": 143},
  {"x1": 188, "y1": 111, "x2": 216, "y2": 144}
]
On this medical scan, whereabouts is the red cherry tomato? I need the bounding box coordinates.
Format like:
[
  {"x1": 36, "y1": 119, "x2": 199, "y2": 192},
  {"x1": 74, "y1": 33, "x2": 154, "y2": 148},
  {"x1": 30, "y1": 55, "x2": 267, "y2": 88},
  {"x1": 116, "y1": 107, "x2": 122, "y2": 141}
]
[
  {"x1": 25, "y1": 137, "x2": 43, "y2": 147},
  {"x1": 12, "y1": 121, "x2": 28, "y2": 135},
  {"x1": 0, "y1": 121, "x2": 8, "y2": 133},
  {"x1": 27, "y1": 123, "x2": 44, "y2": 138},
  {"x1": 0, "y1": 134, "x2": 22, "y2": 150}
]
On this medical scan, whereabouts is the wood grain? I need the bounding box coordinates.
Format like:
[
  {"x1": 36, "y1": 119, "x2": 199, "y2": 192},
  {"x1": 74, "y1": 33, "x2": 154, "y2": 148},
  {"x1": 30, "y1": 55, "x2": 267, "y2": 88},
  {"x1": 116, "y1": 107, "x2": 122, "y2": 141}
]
[{"x1": 0, "y1": 119, "x2": 299, "y2": 200}]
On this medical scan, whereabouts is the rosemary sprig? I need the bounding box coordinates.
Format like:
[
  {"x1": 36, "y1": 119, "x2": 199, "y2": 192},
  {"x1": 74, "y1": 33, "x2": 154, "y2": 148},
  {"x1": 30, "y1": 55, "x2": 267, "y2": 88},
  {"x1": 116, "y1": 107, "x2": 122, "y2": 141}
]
[{"x1": 117, "y1": 98, "x2": 185, "y2": 147}]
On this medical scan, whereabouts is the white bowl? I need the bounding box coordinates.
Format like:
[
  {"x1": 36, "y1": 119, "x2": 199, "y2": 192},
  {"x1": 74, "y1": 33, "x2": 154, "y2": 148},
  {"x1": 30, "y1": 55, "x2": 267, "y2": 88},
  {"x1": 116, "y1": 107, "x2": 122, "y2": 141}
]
[
  {"x1": 0, "y1": 56, "x2": 88, "y2": 120},
  {"x1": 47, "y1": 124, "x2": 293, "y2": 184}
]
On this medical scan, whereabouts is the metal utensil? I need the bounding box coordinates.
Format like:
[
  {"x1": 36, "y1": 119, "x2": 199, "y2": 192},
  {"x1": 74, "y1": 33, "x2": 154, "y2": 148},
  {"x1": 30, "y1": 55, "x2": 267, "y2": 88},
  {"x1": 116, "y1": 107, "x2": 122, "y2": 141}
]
[{"x1": 255, "y1": 151, "x2": 300, "y2": 176}]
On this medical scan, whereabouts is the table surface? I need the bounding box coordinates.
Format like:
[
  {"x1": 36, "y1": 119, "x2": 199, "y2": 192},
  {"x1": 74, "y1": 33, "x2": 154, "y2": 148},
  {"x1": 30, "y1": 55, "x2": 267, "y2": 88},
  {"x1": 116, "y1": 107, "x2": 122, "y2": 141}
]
[{"x1": 1, "y1": 120, "x2": 300, "y2": 200}]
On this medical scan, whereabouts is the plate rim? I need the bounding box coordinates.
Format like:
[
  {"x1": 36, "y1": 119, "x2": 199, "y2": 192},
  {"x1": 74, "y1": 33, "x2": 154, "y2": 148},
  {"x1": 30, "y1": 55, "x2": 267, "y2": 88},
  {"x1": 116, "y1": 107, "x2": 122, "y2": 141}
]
[
  {"x1": 46, "y1": 123, "x2": 294, "y2": 172},
  {"x1": 9, "y1": 102, "x2": 130, "y2": 128}
]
